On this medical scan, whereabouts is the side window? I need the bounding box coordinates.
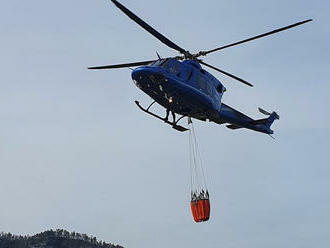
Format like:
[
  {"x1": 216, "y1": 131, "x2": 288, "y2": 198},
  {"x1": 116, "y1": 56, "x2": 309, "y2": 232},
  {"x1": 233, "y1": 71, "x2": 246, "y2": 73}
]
[
  {"x1": 206, "y1": 84, "x2": 213, "y2": 96},
  {"x1": 187, "y1": 70, "x2": 193, "y2": 81},
  {"x1": 197, "y1": 74, "x2": 214, "y2": 96},
  {"x1": 196, "y1": 74, "x2": 206, "y2": 91}
]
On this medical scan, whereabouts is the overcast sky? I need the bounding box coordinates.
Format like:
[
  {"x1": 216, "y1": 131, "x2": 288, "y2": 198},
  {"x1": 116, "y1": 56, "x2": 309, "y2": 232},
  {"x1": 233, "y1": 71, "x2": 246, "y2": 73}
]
[{"x1": 0, "y1": 0, "x2": 329, "y2": 248}]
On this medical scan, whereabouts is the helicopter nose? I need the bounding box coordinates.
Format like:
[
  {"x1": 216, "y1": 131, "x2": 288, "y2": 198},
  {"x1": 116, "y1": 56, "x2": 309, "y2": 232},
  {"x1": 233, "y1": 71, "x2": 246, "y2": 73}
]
[
  {"x1": 131, "y1": 68, "x2": 165, "y2": 86},
  {"x1": 131, "y1": 69, "x2": 149, "y2": 87},
  {"x1": 131, "y1": 68, "x2": 150, "y2": 81}
]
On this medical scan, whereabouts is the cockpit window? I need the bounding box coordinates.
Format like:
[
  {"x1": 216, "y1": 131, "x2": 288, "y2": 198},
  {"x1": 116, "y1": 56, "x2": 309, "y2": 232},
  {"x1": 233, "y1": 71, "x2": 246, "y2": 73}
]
[
  {"x1": 149, "y1": 59, "x2": 182, "y2": 78},
  {"x1": 160, "y1": 59, "x2": 181, "y2": 77},
  {"x1": 169, "y1": 63, "x2": 180, "y2": 76},
  {"x1": 160, "y1": 59, "x2": 170, "y2": 69},
  {"x1": 150, "y1": 59, "x2": 167, "y2": 67}
]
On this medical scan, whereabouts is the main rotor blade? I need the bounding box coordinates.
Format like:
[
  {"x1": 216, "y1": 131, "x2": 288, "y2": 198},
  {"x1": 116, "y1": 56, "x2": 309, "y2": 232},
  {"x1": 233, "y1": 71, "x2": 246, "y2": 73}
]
[
  {"x1": 111, "y1": 0, "x2": 188, "y2": 55},
  {"x1": 200, "y1": 19, "x2": 312, "y2": 56},
  {"x1": 88, "y1": 60, "x2": 155, "y2": 70},
  {"x1": 199, "y1": 61, "x2": 253, "y2": 87}
]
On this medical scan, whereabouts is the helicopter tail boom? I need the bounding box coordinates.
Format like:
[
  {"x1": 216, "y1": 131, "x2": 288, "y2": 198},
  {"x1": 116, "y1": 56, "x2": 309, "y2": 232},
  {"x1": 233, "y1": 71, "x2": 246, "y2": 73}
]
[{"x1": 221, "y1": 104, "x2": 279, "y2": 135}]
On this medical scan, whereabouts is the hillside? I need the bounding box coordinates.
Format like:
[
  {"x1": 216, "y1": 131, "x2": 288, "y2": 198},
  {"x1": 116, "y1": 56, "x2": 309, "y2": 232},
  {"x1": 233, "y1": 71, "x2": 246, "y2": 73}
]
[{"x1": 0, "y1": 229, "x2": 123, "y2": 248}]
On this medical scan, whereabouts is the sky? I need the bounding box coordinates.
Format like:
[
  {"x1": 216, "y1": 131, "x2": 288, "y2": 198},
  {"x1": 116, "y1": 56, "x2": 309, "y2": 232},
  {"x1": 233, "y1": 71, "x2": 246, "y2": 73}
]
[{"x1": 0, "y1": 0, "x2": 329, "y2": 247}]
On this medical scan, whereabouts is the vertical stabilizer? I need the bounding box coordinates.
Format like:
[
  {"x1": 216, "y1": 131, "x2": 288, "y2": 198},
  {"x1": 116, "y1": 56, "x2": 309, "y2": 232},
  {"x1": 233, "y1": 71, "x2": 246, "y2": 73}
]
[{"x1": 258, "y1": 108, "x2": 280, "y2": 132}]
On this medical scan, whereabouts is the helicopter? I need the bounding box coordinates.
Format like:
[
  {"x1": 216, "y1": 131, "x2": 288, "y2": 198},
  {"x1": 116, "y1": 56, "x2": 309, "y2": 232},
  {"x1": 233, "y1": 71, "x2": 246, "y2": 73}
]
[{"x1": 89, "y1": 0, "x2": 312, "y2": 135}]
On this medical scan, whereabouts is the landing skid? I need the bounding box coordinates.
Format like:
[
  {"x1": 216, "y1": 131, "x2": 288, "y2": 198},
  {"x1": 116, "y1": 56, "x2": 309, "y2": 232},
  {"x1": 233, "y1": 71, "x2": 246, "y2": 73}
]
[{"x1": 135, "y1": 100, "x2": 189, "y2": 132}]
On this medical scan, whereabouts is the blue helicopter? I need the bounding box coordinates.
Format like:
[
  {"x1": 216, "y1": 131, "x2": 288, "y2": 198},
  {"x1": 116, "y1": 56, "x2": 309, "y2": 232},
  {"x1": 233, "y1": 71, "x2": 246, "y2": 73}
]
[{"x1": 89, "y1": 0, "x2": 311, "y2": 135}]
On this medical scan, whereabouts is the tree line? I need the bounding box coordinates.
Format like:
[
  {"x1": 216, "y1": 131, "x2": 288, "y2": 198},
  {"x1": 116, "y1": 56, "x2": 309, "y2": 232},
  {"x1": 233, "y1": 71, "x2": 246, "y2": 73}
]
[{"x1": 0, "y1": 229, "x2": 123, "y2": 248}]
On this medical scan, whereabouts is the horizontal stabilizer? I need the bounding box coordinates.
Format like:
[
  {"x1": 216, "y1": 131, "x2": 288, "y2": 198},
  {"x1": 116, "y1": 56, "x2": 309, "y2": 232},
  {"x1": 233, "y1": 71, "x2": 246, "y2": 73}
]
[
  {"x1": 258, "y1": 107, "x2": 271, "y2": 116},
  {"x1": 226, "y1": 124, "x2": 243, "y2": 130}
]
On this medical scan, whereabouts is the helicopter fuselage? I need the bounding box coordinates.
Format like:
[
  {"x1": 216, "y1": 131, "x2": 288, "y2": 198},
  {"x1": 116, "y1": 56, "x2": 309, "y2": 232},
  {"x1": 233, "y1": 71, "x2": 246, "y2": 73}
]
[
  {"x1": 132, "y1": 58, "x2": 224, "y2": 122},
  {"x1": 132, "y1": 58, "x2": 278, "y2": 134}
]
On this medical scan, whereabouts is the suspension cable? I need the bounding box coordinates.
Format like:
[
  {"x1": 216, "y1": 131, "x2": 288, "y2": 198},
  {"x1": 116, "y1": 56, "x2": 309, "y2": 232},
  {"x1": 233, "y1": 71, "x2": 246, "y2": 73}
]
[{"x1": 188, "y1": 118, "x2": 208, "y2": 194}]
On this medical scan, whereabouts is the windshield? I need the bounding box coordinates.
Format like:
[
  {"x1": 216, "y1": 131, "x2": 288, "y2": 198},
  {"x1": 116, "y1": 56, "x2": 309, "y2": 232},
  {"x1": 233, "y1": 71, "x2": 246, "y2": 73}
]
[
  {"x1": 150, "y1": 59, "x2": 167, "y2": 67},
  {"x1": 151, "y1": 59, "x2": 181, "y2": 77}
]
